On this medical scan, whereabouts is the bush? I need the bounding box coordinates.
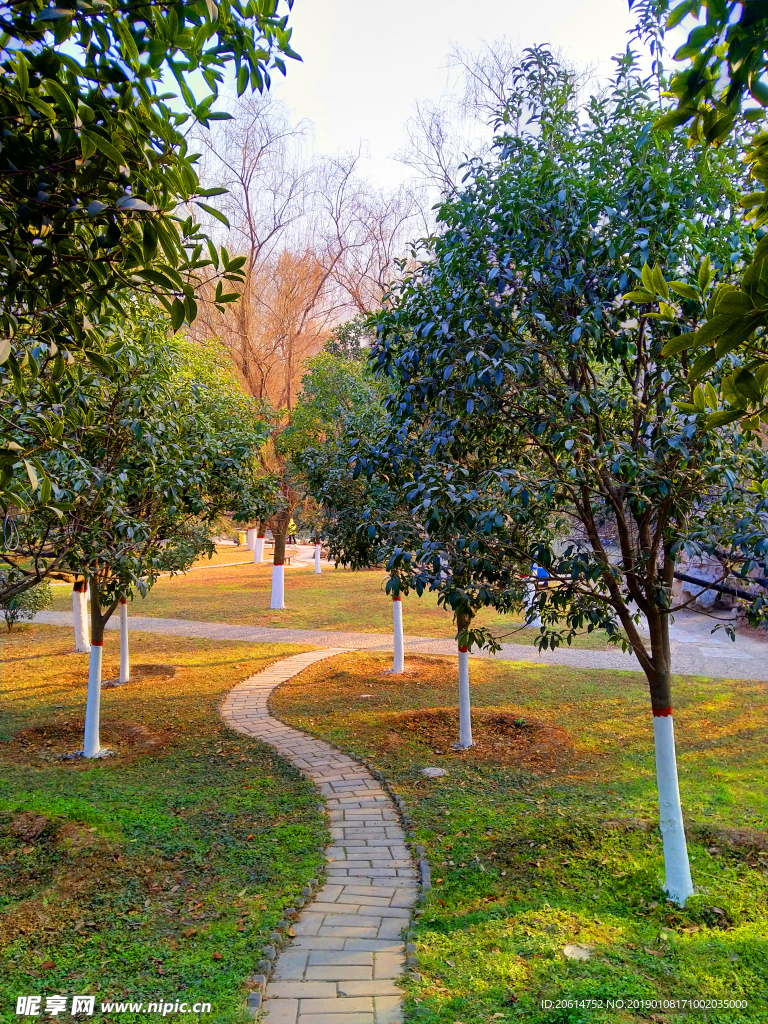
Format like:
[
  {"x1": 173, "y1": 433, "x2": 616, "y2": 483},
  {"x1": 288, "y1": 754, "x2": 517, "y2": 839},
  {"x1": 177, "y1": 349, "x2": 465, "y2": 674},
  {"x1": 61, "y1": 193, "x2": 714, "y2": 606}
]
[{"x1": 0, "y1": 579, "x2": 53, "y2": 632}]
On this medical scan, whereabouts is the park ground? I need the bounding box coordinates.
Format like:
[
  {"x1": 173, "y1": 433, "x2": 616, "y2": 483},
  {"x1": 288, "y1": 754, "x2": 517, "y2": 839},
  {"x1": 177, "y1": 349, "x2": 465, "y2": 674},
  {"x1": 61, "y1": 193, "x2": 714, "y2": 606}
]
[
  {"x1": 4, "y1": 562, "x2": 767, "y2": 1023},
  {"x1": 48, "y1": 551, "x2": 614, "y2": 650},
  {"x1": 0, "y1": 625, "x2": 324, "y2": 1024},
  {"x1": 271, "y1": 653, "x2": 768, "y2": 1024}
]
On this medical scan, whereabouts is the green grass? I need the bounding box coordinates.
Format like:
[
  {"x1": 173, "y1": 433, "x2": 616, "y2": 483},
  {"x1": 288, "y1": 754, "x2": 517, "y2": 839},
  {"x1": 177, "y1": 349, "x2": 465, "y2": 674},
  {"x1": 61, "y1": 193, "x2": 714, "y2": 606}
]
[
  {"x1": 50, "y1": 554, "x2": 614, "y2": 650},
  {"x1": 271, "y1": 652, "x2": 768, "y2": 1024},
  {"x1": 0, "y1": 625, "x2": 325, "y2": 1024}
]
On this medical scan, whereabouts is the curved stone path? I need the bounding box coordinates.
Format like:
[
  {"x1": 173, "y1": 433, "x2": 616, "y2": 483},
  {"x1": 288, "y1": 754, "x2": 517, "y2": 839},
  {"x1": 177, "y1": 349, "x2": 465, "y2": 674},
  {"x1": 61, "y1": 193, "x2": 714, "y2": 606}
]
[{"x1": 220, "y1": 649, "x2": 418, "y2": 1024}]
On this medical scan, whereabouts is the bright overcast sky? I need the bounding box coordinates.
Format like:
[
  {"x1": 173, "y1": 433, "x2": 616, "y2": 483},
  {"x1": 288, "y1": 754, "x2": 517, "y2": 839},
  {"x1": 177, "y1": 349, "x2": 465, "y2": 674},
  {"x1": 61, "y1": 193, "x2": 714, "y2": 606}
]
[{"x1": 270, "y1": 0, "x2": 639, "y2": 188}]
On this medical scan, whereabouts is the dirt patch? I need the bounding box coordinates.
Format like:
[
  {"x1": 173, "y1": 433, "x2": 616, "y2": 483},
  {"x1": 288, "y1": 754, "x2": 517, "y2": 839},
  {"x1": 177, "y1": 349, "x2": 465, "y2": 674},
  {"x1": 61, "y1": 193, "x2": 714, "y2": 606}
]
[
  {"x1": 387, "y1": 707, "x2": 574, "y2": 768},
  {"x1": 102, "y1": 663, "x2": 177, "y2": 687},
  {"x1": 6, "y1": 718, "x2": 172, "y2": 764}
]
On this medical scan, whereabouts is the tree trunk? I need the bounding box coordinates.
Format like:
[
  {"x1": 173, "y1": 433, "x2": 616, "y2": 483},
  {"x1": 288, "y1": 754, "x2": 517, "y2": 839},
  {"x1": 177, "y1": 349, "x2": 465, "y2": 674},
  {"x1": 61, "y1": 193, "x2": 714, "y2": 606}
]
[
  {"x1": 82, "y1": 583, "x2": 119, "y2": 758},
  {"x1": 314, "y1": 540, "x2": 322, "y2": 575},
  {"x1": 646, "y1": 611, "x2": 694, "y2": 906},
  {"x1": 246, "y1": 528, "x2": 256, "y2": 551},
  {"x1": 392, "y1": 596, "x2": 404, "y2": 673},
  {"x1": 72, "y1": 581, "x2": 90, "y2": 653},
  {"x1": 271, "y1": 531, "x2": 286, "y2": 609},
  {"x1": 254, "y1": 529, "x2": 265, "y2": 564},
  {"x1": 83, "y1": 585, "x2": 105, "y2": 757},
  {"x1": 525, "y1": 580, "x2": 542, "y2": 627},
  {"x1": 119, "y1": 597, "x2": 130, "y2": 685},
  {"x1": 455, "y1": 609, "x2": 474, "y2": 749}
]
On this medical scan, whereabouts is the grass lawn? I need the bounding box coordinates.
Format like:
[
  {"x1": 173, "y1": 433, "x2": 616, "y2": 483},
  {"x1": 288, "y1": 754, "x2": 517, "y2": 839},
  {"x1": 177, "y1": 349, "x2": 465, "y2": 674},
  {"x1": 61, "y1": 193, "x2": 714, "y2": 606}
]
[
  {"x1": 49, "y1": 556, "x2": 613, "y2": 650},
  {"x1": 0, "y1": 625, "x2": 325, "y2": 1024},
  {"x1": 271, "y1": 652, "x2": 768, "y2": 1024}
]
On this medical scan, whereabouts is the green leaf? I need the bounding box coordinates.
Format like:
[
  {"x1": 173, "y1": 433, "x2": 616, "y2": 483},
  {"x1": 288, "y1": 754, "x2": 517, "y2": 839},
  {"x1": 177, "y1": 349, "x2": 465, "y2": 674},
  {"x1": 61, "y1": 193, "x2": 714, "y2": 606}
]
[
  {"x1": 692, "y1": 314, "x2": 737, "y2": 346},
  {"x1": 668, "y1": 281, "x2": 699, "y2": 301},
  {"x1": 698, "y1": 256, "x2": 714, "y2": 293},
  {"x1": 705, "y1": 382, "x2": 719, "y2": 409},
  {"x1": 195, "y1": 201, "x2": 230, "y2": 227},
  {"x1": 42, "y1": 77, "x2": 77, "y2": 119},
  {"x1": 713, "y1": 290, "x2": 754, "y2": 315},
  {"x1": 732, "y1": 368, "x2": 764, "y2": 404},
  {"x1": 14, "y1": 53, "x2": 29, "y2": 96},
  {"x1": 687, "y1": 346, "x2": 719, "y2": 383},
  {"x1": 662, "y1": 332, "x2": 699, "y2": 357},
  {"x1": 171, "y1": 299, "x2": 185, "y2": 331},
  {"x1": 23, "y1": 460, "x2": 38, "y2": 489},
  {"x1": 81, "y1": 129, "x2": 126, "y2": 166},
  {"x1": 641, "y1": 263, "x2": 655, "y2": 294},
  {"x1": 652, "y1": 265, "x2": 669, "y2": 299},
  {"x1": 705, "y1": 408, "x2": 744, "y2": 428},
  {"x1": 622, "y1": 289, "x2": 656, "y2": 303},
  {"x1": 85, "y1": 349, "x2": 114, "y2": 376},
  {"x1": 693, "y1": 386, "x2": 706, "y2": 412},
  {"x1": 0, "y1": 338, "x2": 11, "y2": 364},
  {"x1": 741, "y1": 256, "x2": 768, "y2": 309}
]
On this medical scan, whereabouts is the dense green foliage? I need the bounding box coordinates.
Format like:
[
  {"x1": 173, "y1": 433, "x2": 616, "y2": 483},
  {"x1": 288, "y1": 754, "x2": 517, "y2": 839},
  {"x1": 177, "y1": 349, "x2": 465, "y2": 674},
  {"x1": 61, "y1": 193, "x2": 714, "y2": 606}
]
[
  {"x1": 630, "y1": 1, "x2": 768, "y2": 423},
  {"x1": 0, "y1": 0, "x2": 296, "y2": 506},
  {"x1": 0, "y1": 575, "x2": 51, "y2": 629},
  {"x1": 1, "y1": 306, "x2": 270, "y2": 608},
  {"x1": 356, "y1": 55, "x2": 768, "y2": 702}
]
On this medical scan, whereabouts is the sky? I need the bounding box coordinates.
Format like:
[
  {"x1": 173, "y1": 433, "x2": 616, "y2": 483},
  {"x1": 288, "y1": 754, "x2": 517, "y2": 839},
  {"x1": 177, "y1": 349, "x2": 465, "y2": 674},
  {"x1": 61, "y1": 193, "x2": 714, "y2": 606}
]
[{"x1": 270, "y1": 0, "x2": 640, "y2": 188}]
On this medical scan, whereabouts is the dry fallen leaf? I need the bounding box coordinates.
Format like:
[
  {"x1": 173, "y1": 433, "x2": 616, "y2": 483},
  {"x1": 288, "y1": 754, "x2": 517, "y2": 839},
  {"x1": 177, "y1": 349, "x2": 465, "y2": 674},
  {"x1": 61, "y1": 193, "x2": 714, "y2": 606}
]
[
  {"x1": 562, "y1": 944, "x2": 592, "y2": 961},
  {"x1": 643, "y1": 948, "x2": 665, "y2": 957}
]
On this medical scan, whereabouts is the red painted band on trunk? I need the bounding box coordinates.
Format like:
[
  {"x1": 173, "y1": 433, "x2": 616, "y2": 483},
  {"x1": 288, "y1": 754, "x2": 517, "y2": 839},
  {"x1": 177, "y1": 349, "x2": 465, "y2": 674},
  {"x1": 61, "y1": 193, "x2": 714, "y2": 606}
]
[
  {"x1": 274, "y1": 562, "x2": 284, "y2": 567},
  {"x1": 92, "y1": 641, "x2": 104, "y2": 647},
  {"x1": 120, "y1": 598, "x2": 127, "y2": 604},
  {"x1": 393, "y1": 596, "x2": 402, "y2": 602},
  {"x1": 652, "y1": 706, "x2": 673, "y2": 717},
  {"x1": 459, "y1": 646, "x2": 468, "y2": 653},
  {"x1": 73, "y1": 582, "x2": 84, "y2": 592}
]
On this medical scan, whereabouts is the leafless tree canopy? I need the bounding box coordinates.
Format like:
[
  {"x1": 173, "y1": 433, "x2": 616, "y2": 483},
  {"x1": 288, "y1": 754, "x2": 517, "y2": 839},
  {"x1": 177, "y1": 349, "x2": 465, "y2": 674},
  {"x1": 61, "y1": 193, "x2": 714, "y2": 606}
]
[{"x1": 190, "y1": 95, "x2": 423, "y2": 410}]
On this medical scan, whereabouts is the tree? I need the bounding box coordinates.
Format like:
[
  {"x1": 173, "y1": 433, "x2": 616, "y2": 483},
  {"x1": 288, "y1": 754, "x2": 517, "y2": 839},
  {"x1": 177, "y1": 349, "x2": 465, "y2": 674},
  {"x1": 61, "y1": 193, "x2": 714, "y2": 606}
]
[
  {"x1": 0, "y1": 576, "x2": 51, "y2": 630},
  {"x1": 628, "y1": 0, "x2": 768, "y2": 425},
  {"x1": 0, "y1": 0, "x2": 297, "y2": 510},
  {"x1": 367, "y1": 54, "x2": 768, "y2": 904},
  {"x1": 9, "y1": 305, "x2": 269, "y2": 755}
]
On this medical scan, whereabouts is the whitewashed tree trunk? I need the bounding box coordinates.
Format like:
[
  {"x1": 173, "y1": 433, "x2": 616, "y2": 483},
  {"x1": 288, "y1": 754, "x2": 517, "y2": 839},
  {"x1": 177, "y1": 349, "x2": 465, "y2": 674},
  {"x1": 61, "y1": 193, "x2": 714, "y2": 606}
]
[
  {"x1": 119, "y1": 598, "x2": 130, "y2": 684},
  {"x1": 73, "y1": 584, "x2": 90, "y2": 652},
  {"x1": 246, "y1": 528, "x2": 256, "y2": 550},
  {"x1": 270, "y1": 565, "x2": 285, "y2": 609},
  {"x1": 392, "y1": 597, "x2": 404, "y2": 673},
  {"x1": 456, "y1": 646, "x2": 474, "y2": 748},
  {"x1": 254, "y1": 536, "x2": 265, "y2": 564},
  {"x1": 526, "y1": 581, "x2": 542, "y2": 627},
  {"x1": 83, "y1": 640, "x2": 103, "y2": 757},
  {"x1": 314, "y1": 542, "x2": 322, "y2": 574},
  {"x1": 653, "y1": 711, "x2": 694, "y2": 904}
]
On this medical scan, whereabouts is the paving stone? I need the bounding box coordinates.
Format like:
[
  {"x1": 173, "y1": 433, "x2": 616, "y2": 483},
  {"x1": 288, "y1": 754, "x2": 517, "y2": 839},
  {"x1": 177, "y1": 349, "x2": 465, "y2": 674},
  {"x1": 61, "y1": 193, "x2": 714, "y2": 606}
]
[
  {"x1": 338, "y1": 982, "x2": 401, "y2": 998},
  {"x1": 267, "y1": 983, "x2": 338, "y2": 999},
  {"x1": 298, "y1": 1014, "x2": 374, "y2": 1024},
  {"x1": 304, "y1": 966, "x2": 372, "y2": 981},
  {"x1": 307, "y1": 952, "x2": 373, "y2": 967},
  {"x1": 263, "y1": 997, "x2": 299, "y2": 1024}
]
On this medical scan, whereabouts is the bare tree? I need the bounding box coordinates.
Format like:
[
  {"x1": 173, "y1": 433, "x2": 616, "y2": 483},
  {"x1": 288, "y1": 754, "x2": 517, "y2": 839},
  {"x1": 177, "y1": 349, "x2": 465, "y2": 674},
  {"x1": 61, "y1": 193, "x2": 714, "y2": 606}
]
[{"x1": 191, "y1": 98, "x2": 423, "y2": 407}]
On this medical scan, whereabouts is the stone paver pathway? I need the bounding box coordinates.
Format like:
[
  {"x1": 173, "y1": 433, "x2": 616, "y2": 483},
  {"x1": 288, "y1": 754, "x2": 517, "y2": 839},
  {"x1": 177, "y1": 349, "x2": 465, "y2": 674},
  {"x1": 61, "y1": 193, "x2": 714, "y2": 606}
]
[
  {"x1": 220, "y1": 649, "x2": 418, "y2": 1024},
  {"x1": 34, "y1": 609, "x2": 768, "y2": 680}
]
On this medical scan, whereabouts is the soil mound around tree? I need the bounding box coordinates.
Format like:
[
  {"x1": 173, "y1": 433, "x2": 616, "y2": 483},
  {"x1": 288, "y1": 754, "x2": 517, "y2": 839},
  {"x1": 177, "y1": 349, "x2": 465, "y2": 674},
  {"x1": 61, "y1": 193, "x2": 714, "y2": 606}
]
[
  {"x1": 102, "y1": 663, "x2": 177, "y2": 687},
  {"x1": 6, "y1": 718, "x2": 171, "y2": 765},
  {"x1": 386, "y1": 707, "x2": 574, "y2": 768}
]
